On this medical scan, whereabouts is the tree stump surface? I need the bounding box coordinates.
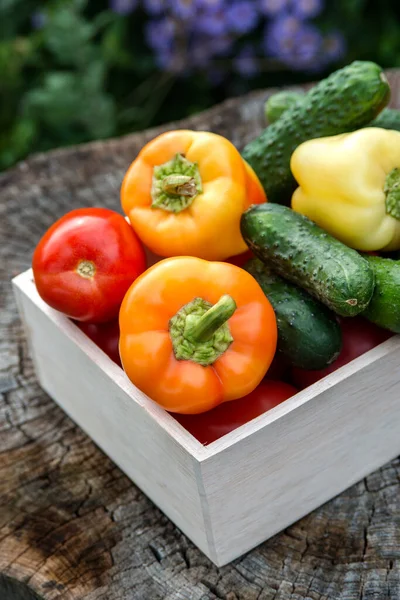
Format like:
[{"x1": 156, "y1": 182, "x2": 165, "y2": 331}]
[{"x1": 1, "y1": 72, "x2": 400, "y2": 600}]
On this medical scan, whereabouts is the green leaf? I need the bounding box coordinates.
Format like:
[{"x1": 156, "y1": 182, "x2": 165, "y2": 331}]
[
  {"x1": 0, "y1": 0, "x2": 31, "y2": 39},
  {"x1": 23, "y1": 63, "x2": 116, "y2": 141},
  {"x1": 337, "y1": 0, "x2": 367, "y2": 17},
  {"x1": 117, "y1": 106, "x2": 146, "y2": 124},
  {"x1": 11, "y1": 117, "x2": 37, "y2": 153},
  {"x1": 92, "y1": 10, "x2": 116, "y2": 33},
  {"x1": 81, "y1": 95, "x2": 116, "y2": 138},
  {"x1": 0, "y1": 42, "x2": 22, "y2": 90},
  {"x1": 102, "y1": 19, "x2": 133, "y2": 68},
  {"x1": 43, "y1": 6, "x2": 95, "y2": 66},
  {"x1": 0, "y1": 117, "x2": 37, "y2": 169},
  {"x1": 73, "y1": 0, "x2": 89, "y2": 11},
  {"x1": 82, "y1": 60, "x2": 107, "y2": 93},
  {"x1": 0, "y1": 0, "x2": 23, "y2": 11},
  {"x1": 24, "y1": 72, "x2": 82, "y2": 126}
]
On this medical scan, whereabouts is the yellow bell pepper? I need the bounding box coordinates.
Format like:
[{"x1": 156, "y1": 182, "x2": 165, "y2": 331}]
[
  {"x1": 121, "y1": 130, "x2": 266, "y2": 260},
  {"x1": 291, "y1": 128, "x2": 400, "y2": 251}
]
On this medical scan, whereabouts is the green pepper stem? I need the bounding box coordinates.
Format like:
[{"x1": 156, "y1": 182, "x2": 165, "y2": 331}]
[
  {"x1": 151, "y1": 153, "x2": 203, "y2": 213},
  {"x1": 385, "y1": 167, "x2": 400, "y2": 220},
  {"x1": 184, "y1": 295, "x2": 236, "y2": 343},
  {"x1": 161, "y1": 175, "x2": 197, "y2": 197}
]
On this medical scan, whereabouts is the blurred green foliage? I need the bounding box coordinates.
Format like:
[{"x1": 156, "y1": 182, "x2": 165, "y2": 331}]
[{"x1": 1, "y1": 0, "x2": 400, "y2": 170}]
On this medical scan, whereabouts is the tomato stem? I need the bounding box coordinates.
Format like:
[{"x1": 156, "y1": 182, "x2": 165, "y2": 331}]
[{"x1": 76, "y1": 260, "x2": 96, "y2": 279}]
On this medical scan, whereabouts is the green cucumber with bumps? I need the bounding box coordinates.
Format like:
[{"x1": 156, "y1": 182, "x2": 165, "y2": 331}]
[
  {"x1": 266, "y1": 89, "x2": 400, "y2": 131},
  {"x1": 241, "y1": 204, "x2": 375, "y2": 317},
  {"x1": 243, "y1": 61, "x2": 390, "y2": 205},
  {"x1": 245, "y1": 258, "x2": 342, "y2": 370},
  {"x1": 370, "y1": 108, "x2": 400, "y2": 131},
  {"x1": 363, "y1": 256, "x2": 400, "y2": 332},
  {"x1": 265, "y1": 90, "x2": 305, "y2": 124}
]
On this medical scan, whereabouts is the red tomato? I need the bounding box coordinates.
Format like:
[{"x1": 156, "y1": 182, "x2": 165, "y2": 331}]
[
  {"x1": 225, "y1": 249, "x2": 254, "y2": 268},
  {"x1": 174, "y1": 380, "x2": 298, "y2": 445},
  {"x1": 32, "y1": 208, "x2": 146, "y2": 323},
  {"x1": 76, "y1": 320, "x2": 121, "y2": 366},
  {"x1": 291, "y1": 317, "x2": 392, "y2": 390}
]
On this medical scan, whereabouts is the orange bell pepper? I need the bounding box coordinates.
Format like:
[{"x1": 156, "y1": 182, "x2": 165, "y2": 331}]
[
  {"x1": 119, "y1": 257, "x2": 277, "y2": 414},
  {"x1": 244, "y1": 160, "x2": 267, "y2": 210},
  {"x1": 120, "y1": 130, "x2": 266, "y2": 261}
]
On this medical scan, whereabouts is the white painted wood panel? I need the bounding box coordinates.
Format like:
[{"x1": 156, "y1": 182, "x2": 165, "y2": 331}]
[
  {"x1": 12, "y1": 270, "x2": 214, "y2": 561},
  {"x1": 201, "y1": 337, "x2": 400, "y2": 565}
]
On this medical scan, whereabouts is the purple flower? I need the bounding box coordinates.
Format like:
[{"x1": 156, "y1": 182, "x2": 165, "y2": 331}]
[
  {"x1": 258, "y1": 0, "x2": 290, "y2": 17},
  {"x1": 109, "y1": 0, "x2": 138, "y2": 15},
  {"x1": 188, "y1": 33, "x2": 233, "y2": 68},
  {"x1": 265, "y1": 16, "x2": 323, "y2": 71},
  {"x1": 291, "y1": 23, "x2": 323, "y2": 70},
  {"x1": 142, "y1": 0, "x2": 165, "y2": 15},
  {"x1": 31, "y1": 10, "x2": 47, "y2": 29},
  {"x1": 195, "y1": 0, "x2": 226, "y2": 11},
  {"x1": 323, "y1": 31, "x2": 346, "y2": 61},
  {"x1": 207, "y1": 35, "x2": 234, "y2": 56},
  {"x1": 264, "y1": 13, "x2": 302, "y2": 56},
  {"x1": 145, "y1": 18, "x2": 176, "y2": 51},
  {"x1": 155, "y1": 48, "x2": 187, "y2": 73},
  {"x1": 195, "y1": 9, "x2": 229, "y2": 36},
  {"x1": 291, "y1": 0, "x2": 323, "y2": 20},
  {"x1": 189, "y1": 38, "x2": 215, "y2": 68},
  {"x1": 225, "y1": 1, "x2": 259, "y2": 35},
  {"x1": 170, "y1": 0, "x2": 197, "y2": 20},
  {"x1": 234, "y1": 44, "x2": 259, "y2": 77}
]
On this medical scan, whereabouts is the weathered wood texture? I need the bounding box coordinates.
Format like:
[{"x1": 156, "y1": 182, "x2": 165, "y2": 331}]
[{"x1": 1, "y1": 72, "x2": 400, "y2": 600}]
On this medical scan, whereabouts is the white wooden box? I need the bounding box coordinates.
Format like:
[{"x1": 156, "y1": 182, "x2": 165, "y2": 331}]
[{"x1": 12, "y1": 268, "x2": 400, "y2": 567}]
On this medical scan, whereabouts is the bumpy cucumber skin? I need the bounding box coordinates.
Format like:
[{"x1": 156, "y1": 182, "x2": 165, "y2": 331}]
[
  {"x1": 266, "y1": 93, "x2": 400, "y2": 132},
  {"x1": 242, "y1": 61, "x2": 390, "y2": 205},
  {"x1": 369, "y1": 108, "x2": 400, "y2": 131},
  {"x1": 245, "y1": 258, "x2": 342, "y2": 369},
  {"x1": 265, "y1": 91, "x2": 304, "y2": 124},
  {"x1": 241, "y1": 204, "x2": 375, "y2": 317},
  {"x1": 363, "y1": 256, "x2": 400, "y2": 332}
]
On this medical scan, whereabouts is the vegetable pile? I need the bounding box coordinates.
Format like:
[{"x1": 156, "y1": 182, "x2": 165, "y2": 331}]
[{"x1": 32, "y1": 60, "x2": 399, "y2": 444}]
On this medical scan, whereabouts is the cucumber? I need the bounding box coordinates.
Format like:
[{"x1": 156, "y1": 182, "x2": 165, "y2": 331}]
[
  {"x1": 245, "y1": 258, "x2": 342, "y2": 369},
  {"x1": 242, "y1": 61, "x2": 390, "y2": 205},
  {"x1": 369, "y1": 108, "x2": 400, "y2": 131},
  {"x1": 265, "y1": 90, "x2": 304, "y2": 124},
  {"x1": 363, "y1": 256, "x2": 400, "y2": 332},
  {"x1": 266, "y1": 87, "x2": 400, "y2": 132},
  {"x1": 266, "y1": 88, "x2": 400, "y2": 132},
  {"x1": 241, "y1": 204, "x2": 375, "y2": 317}
]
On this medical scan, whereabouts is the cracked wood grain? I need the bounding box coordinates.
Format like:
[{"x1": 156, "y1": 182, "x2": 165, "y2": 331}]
[{"x1": 1, "y1": 71, "x2": 400, "y2": 600}]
